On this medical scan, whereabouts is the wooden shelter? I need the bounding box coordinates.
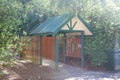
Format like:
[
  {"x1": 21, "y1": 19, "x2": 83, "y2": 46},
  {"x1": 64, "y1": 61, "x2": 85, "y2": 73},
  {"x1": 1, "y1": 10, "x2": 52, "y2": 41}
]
[{"x1": 24, "y1": 13, "x2": 93, "y2": 69}]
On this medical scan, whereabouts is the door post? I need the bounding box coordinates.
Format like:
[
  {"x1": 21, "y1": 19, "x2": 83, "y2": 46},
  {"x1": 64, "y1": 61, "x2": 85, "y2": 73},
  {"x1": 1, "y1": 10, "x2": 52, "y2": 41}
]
[
  {"x1": 55, "y1": 35, "x2": 59, "y2": 70},
  {"x1": 81, "y1": 31, "x2": 85, "y2": 67},
  {"x1": 40, "y1": 36, "x2": 42, "y2": 65},
  {"x1": 63, "y1": 33, "x2": 66, "y2": 63}
]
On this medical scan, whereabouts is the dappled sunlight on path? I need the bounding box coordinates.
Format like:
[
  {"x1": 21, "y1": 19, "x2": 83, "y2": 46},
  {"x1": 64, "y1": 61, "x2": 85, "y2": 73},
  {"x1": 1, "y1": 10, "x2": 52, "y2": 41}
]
[{"x1": 1, "y1": 60, "x2": 120, "y2": 80}]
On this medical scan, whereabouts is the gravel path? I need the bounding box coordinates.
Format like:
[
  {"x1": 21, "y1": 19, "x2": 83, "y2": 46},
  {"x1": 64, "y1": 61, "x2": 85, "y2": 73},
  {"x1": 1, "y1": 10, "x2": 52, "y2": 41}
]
[
  {"x1": 1, "y1": 60, "x2": 120, "y2": 80},
  {"x1": 58, "y1": 65, "x2": 120, "y2": 80}
]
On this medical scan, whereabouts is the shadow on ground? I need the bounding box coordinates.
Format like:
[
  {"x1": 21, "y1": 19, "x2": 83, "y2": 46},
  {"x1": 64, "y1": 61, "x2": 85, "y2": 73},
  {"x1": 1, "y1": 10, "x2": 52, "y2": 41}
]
[{"x1": 1, "y1": 60, "x2": 120, "y2": 80}]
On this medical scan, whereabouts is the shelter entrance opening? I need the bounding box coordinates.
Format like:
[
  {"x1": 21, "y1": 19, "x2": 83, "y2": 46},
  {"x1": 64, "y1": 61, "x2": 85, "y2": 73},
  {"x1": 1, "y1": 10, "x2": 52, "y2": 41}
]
[{"x1": 58, "y1": 32, "x2": 82, "y2": 65}]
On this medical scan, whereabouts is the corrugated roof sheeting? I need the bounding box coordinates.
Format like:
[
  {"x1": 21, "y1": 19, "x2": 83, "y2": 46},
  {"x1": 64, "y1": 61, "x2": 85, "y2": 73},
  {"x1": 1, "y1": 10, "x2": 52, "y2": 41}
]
[
  {"x1": 30, "y1": 14, "x2": 74, "y2": 36},
  {"x1": 30, "y1": 13, "x2": 93, "y2": 36}
]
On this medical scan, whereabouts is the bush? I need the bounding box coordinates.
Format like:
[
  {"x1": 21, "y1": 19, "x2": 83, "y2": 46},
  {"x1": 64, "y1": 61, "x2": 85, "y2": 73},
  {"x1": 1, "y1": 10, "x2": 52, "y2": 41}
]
[
  {"x1": 87, "y1": 51, "x2": 107, "y2": 67},
  {"x1": 0, "y1": 48, "x2": 15, "y2": 66},
  {"x1": 0, "y1": 39, "x2": 22, "y2": 67},
  {"x1": 85, "y1": 26, "x2": 114, "y2": 67}
]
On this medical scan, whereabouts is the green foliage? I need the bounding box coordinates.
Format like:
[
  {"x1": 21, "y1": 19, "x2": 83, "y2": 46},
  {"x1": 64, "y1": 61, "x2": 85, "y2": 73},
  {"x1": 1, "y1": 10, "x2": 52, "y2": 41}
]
[
  {"x1": 84, "y1": 0, "x2": 119, "y2": 66},
  {"x1": 0, "y1": 0, "x2": 26, "y2": 66},
  {"x1": 85, "y1": 26, "x2": 115, "y2": 66}
]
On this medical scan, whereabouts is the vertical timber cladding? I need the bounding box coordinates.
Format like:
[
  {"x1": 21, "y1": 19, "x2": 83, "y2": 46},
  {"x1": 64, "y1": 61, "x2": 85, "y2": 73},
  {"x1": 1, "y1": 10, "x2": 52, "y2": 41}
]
[
  {"x1": 21, "y1": 36, "x2": 40, "y2": 63},
  {"x1": 42, "y1": 36, "x2": 55, "y2": 60},
  {"x1": 21, "y1": 36, "x2": 32, "y2": 60},
  {"x1": 21, "y1": 36, "x2": 55, "y2": 63},
  {"x1": 66, "y1": 34, "x2": 81, "y2": 58},
  {"x1": 29, "y1": 36, "x2": 40, "y2": 63}
]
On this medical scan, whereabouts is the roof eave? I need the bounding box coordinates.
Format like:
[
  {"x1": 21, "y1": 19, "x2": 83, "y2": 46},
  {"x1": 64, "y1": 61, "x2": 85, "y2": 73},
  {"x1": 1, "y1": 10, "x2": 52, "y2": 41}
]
[
  {"x1": 54, "y1": 14, "x2": 75, "y2": 35},
  {"x1": 77, "y1": 14, "x2": 93, "y2": 35}
]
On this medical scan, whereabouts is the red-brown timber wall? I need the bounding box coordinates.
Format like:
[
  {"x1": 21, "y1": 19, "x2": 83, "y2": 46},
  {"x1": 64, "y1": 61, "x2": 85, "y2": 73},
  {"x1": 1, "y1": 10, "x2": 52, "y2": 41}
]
[
  {"x1": 21, "y1": 36, "x2": 55, "y2": 63},
  {"x1": 42, "y1": 37, "x2": 55, "y2": 60},
  {"x1": 66, "y1": 37, "x2": 81, "y2": 58}
]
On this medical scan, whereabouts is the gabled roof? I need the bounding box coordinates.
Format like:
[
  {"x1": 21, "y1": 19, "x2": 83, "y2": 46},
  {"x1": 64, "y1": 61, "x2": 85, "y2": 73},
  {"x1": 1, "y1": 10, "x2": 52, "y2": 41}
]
[{"x1": 30, "y1": 13, "x2": 93, "y2": 36}]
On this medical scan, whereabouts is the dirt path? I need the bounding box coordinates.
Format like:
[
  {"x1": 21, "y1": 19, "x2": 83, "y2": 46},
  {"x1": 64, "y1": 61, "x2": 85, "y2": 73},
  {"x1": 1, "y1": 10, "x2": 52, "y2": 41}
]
[{"x1": 1, "y1": 60, "x2": 120, "y2": 80}]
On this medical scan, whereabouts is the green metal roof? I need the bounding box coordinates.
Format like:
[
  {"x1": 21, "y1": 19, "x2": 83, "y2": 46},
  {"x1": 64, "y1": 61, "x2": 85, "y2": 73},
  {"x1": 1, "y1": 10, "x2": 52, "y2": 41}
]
[
  {"x1": 30, "y1": 13, "x2": 93, "y2": 36},
  {"x1": 30, "y1": 13, "x2": 74, "y2": 36}
]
